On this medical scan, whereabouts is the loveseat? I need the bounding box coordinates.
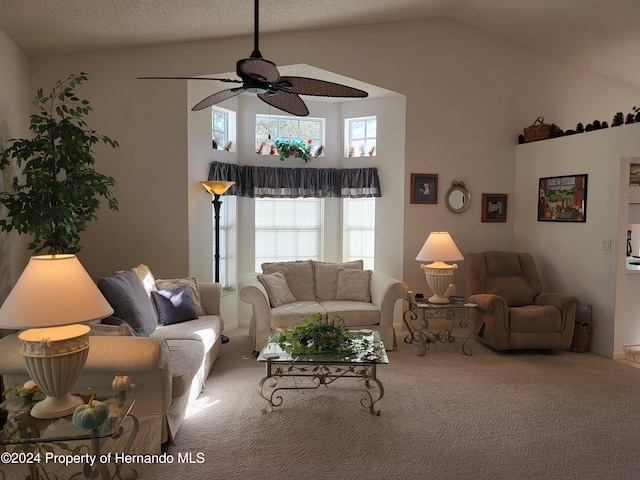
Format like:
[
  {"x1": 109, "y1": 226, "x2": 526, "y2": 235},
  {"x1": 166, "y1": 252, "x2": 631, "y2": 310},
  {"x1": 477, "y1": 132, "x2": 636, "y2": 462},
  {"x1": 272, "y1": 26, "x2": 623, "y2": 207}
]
[
  {"x1": 239, "y1": 260, "x2": 406, "y2": 352},
  {"x1": 0, "y1": 264, "x2": 224, "y2": 454}
]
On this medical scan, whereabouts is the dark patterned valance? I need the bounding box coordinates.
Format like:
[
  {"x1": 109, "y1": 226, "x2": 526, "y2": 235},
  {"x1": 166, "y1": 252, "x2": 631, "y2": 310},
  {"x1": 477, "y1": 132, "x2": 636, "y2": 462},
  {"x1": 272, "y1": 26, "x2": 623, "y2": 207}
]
[{"x1": 207, "y1": 161, "x2": 381, "y2": 198}]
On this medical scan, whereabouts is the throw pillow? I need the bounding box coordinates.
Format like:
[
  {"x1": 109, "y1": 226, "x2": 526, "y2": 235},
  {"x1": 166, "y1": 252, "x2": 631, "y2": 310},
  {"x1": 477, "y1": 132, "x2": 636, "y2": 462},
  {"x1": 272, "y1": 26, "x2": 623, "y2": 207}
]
[
  {"x1": 151, "y1": 286, "x2": 199, "y2": 325},
  {"x1": 258, "y1": 272, "x2": 297, "y2": 307},
  {"x1": 336, "y1": 268, "x2": 372, "y2": 302},
  {"x1": 88, "y1": 320, "x2": 135, "y2": 337},
  {"x1": 97, "y1": 270, "x2": 158, "y2": 336},
  {"x1": 155, "y1": 276, "x2": 205, "y2": 316},
  {"x1": 262, "y1": 260, "x2": 315, "y2": 301},
  {"x1": 315, "y1": 260, "x2": 364, "y2": 301}
]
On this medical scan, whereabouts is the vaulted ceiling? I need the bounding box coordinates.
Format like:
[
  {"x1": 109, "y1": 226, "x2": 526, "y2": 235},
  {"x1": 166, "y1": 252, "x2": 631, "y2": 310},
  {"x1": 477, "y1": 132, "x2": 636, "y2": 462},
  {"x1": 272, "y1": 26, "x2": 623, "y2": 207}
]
[{"x1": 2, "y1": 0, "x2": 640, "y2": 90}]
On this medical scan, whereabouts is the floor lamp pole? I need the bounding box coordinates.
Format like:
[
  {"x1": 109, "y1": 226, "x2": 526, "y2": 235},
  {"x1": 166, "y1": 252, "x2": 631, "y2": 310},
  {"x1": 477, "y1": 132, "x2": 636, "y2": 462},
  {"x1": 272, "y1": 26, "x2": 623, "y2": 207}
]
[{"x1": 212, "y1": 193, "x2": 222, "y2": 283}]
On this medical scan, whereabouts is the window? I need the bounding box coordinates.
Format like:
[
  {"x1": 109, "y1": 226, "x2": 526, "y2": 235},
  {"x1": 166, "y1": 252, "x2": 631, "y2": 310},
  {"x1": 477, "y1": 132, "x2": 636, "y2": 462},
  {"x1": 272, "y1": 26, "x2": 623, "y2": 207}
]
[
  {"x1": 256, "y1": 114, "x2": 324, "y2": 156},
  {"x1": 255, "y1": 198, "x2": 323, "y2": 271},
  {"x1": 346, "y1": 116, "x2": 377, "y2": 157},
  {"x1": 343, "y1": 198, "x2": 375, "y2": 270},
  {"x1": 213, "y1": 196, "x2": 237, "y2": 290},
  {"x1": 212, "y1": 107, "x2": 236, "y2": 151}
]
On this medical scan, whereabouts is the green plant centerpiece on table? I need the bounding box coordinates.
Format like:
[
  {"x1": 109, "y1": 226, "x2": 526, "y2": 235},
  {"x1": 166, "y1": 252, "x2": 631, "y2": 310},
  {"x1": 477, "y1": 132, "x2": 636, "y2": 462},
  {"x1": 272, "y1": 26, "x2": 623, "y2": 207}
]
[
  {"x1": 0, "y1": 72, "x2": 119, "y2": 254},
  {"x1": 277, "y1": 313, "x2": 370, "y2": 356}
]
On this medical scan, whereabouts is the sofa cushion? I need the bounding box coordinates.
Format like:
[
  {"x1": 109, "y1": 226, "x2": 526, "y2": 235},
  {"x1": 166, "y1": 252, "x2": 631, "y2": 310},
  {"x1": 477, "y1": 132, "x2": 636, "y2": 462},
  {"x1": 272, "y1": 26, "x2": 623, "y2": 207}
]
[
  {"x1": 314, "y1": 260, "x2": 363, "y2": 301},
  {"x1": 269, "y1": 301, "x2": 326, "y2": 329},
  {"x1": 155, "y1": 277, "x2": 205, "y2": 316},
  {"x1": 152, "y1": 316, "x2": 222, "y2": 354},
  {"x1": 320, "y1": 300, "x2": 380, "y2": 327},
  {"x1": 258, "y1": 271, "x2": 297, "y2": 307},
  {"x1": 88, "y1": 320, "x2": 135, "y2": 336},
  {"x1": 97, "y1": 270, "x2": 158, "y2": 336},
  {"x1": 262, "y1": 260, "x2": 315, "y2": 301},
  {"x1": 165, "y1": 339, "x2": 205, "y2": 398},
  {"x1": 336, "y1": 268, "x2": 372, "y2": 302},
  {"x1": 118, "y1": 264, "x2": 157, "y2": 297},
  {"x1": 151, "y1": 286, "x2": 198, "y2": 325}
]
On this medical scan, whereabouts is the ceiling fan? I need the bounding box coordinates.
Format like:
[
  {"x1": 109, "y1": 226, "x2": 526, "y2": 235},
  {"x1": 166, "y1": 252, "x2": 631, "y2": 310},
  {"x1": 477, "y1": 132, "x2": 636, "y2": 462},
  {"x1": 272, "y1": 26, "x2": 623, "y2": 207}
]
[{"x1": 139, "y1": 0, "x2": 368, "y2": 116}]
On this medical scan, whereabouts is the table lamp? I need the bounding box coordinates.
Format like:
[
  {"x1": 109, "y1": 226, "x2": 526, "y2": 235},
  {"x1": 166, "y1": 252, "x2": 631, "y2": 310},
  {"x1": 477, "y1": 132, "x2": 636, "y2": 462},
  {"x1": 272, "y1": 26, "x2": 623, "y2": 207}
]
[
  {"x1": 415, "y1": 232, "x2": 464, "y2": 304},
  {"x1": 0, "y1": 254, "x2": 113, "y2": 418}
]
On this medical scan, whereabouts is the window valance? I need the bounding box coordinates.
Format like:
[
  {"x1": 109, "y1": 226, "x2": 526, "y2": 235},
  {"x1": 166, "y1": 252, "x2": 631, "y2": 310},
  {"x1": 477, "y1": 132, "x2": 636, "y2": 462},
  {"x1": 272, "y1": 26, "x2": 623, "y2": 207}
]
[{"x1": 207, "y1": 161, "x2": 381, "y2": 198}]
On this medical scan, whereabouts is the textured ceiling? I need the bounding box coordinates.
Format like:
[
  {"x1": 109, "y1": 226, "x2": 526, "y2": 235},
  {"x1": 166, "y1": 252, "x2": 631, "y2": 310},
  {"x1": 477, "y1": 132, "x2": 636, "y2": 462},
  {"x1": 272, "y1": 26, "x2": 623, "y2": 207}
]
[{"x1": 2, "y1": 0, "x2": 640, "y2": 90}]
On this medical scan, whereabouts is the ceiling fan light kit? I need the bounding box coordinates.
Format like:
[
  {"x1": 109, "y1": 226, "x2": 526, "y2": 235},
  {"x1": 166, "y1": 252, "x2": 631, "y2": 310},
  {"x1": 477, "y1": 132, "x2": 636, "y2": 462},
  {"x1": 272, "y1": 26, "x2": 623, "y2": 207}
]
[{"x1": 139, "y1": 0, "x2": 368, "y2": 116}]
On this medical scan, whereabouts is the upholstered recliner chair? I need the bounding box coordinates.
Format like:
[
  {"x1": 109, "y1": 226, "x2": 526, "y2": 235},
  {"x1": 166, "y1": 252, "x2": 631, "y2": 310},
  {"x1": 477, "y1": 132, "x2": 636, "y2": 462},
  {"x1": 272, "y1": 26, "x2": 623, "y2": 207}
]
[{"x1": 465, "y1": 251, "x2": 579, "y2": 351}]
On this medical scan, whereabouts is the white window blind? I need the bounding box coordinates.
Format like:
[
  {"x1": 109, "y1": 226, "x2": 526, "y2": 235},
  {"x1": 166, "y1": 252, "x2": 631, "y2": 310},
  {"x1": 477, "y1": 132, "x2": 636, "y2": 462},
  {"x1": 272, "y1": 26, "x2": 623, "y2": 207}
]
[
  {"x1": 343, "y1": 198, "x2": 375, "y2": 269},
  {"x1": 255, "y1": 198, "x2": 323, "y2": 271}
]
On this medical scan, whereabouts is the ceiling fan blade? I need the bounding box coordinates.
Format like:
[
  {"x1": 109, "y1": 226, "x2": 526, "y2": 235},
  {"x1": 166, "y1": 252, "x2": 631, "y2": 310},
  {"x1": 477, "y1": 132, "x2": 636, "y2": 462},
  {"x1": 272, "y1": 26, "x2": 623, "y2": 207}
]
[
  {"x1": 192, "y1": 87, "x2": 245, "y2": 111},
  {"x1": 281, "y1": 77, "x2": 368, "y2": 98},
  {"x1": 138, "y1": 76, "x2": 242, "y2": 84},
  {"x1": 258, "y1": 91, "x2": 309, "y2": 116},
  {"x1": 237, "y1": 57, "x2": 280, "y2": 83}
]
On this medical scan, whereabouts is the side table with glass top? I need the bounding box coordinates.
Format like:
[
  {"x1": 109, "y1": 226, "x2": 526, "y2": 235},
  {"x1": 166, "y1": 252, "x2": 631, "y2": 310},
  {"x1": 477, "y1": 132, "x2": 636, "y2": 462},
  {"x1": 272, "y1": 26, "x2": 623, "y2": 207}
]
[
  {"x1": 403, "y1": 297, "x2": 477, "y2": 356},
  {"x1": 0, "y1": 383, "x2": 142, "y2": 480}
]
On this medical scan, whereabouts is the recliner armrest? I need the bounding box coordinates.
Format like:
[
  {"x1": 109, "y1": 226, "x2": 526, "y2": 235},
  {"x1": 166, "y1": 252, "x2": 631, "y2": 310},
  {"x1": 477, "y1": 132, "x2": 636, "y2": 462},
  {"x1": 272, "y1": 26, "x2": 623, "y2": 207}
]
[
  {"x1": 535, "y1": 293, "x2": 580, "y2": 327},
  {"x1": 468, "y1": 293, "x2": 507, "y2": 312}
]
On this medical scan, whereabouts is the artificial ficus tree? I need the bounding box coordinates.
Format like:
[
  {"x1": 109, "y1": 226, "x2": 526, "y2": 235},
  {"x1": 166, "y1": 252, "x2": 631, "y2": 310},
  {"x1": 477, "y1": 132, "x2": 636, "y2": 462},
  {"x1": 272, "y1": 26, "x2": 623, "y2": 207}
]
[{"x1": 0, "y1": 72, "x2": 119, "y2": 254}]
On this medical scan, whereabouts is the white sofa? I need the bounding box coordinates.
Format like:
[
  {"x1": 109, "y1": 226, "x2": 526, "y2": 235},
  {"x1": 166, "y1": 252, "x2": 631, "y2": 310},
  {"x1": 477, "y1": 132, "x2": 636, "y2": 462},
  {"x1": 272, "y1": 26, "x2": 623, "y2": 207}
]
[
  {"x1": 0, "y1": 265, "x2": 224, "y2": 454},
  {"x1": 239, "y1": 260, "x2": 406, "y2": 352}
]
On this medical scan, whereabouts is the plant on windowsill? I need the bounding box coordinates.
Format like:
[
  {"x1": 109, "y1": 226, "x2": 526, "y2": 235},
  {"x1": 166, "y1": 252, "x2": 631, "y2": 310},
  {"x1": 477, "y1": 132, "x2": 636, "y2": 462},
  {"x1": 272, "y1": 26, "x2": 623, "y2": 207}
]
[
  {"x1": 273, "y1": 137, "x2": 323, "y2": 163},
  {"x1": 0, "y1": 72, "x2": 119, "y2": 254}
]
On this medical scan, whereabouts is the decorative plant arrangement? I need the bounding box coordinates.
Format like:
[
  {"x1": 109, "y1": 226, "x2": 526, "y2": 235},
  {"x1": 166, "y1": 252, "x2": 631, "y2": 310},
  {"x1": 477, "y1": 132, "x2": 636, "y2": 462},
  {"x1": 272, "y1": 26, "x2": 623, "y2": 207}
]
[
  {"x1": 0, "y1": 72, "x2": 119, "y2": 253},
  {"x1": 518, "y1": 107, "x2": 640, "y2": 144},
  {"x1": 276, "y1": 313, "x2": 373, "y2": 357},
  {"x1": 2, "y1": 380, "x2": 41, "y2": 401},
  {"x1": 256, "y1": 136, "x2": 323, "y2": 163}
]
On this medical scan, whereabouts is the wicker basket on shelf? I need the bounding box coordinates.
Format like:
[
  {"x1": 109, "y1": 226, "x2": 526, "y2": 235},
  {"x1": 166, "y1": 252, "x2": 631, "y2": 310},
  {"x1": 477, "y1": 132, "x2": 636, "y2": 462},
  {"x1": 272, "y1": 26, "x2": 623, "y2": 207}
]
[{"x1": 523, "y1": 116, "x2": 552, "y2": 142}]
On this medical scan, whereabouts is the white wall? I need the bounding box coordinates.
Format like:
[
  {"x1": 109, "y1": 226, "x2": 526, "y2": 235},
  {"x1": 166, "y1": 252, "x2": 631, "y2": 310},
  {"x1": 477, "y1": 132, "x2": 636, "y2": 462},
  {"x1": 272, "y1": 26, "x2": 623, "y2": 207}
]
[
  {"x1": 4, "y1": 17, "x2": 640, "y2": 336},
  {"x1": 514, "y1": 124, "x2": 640, "y2": 358},
  {"x1": 0, "y1": 28, "x2": 30, "y2": 304}
]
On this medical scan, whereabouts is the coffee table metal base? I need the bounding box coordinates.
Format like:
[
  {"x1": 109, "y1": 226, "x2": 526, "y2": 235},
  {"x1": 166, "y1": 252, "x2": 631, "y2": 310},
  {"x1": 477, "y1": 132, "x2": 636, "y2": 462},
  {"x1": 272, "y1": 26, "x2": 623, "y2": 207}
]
[{"x1": 259, "y1": 360, "x2": 384, "y2": 415}]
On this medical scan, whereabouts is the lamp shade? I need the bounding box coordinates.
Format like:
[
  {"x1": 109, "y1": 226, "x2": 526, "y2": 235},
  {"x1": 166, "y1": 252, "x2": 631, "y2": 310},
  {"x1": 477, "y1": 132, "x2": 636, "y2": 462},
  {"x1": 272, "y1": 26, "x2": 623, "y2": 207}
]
[
  {"x1": 201, "y1": 180, "x2": 235, "y2": 196},
  {"x1": 0, "y1": 254, "x2": 113, "y2": 329},
  {"x1": 415, "y1": 232, "x2": 464, "y2": 262}
]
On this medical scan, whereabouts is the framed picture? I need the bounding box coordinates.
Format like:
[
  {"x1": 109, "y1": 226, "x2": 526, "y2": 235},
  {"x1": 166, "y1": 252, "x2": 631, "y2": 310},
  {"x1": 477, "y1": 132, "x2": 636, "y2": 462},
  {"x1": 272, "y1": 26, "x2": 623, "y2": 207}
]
[
  {"x1": 481, "y1": 194, "x2": 508, "y2": 222},
  {"x1": 538, "y1": 174, "x2": 587, "y2": 222},
  {"x1": 410, "y1": 174, "x2": 438, "y2": 204},
  {"x1": 630, "y1": 163, "x2": 640, "y2": 203}
]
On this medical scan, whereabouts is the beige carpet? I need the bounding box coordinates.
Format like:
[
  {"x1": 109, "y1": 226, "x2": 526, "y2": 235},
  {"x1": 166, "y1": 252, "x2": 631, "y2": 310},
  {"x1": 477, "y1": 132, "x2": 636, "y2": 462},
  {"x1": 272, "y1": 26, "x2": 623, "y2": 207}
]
[
  {"x1": 4, "y1": 327, "x2": 640, "y2": 479},
  {"x1": 141, "y1": 328, "x2": 640, "y2": 480}
]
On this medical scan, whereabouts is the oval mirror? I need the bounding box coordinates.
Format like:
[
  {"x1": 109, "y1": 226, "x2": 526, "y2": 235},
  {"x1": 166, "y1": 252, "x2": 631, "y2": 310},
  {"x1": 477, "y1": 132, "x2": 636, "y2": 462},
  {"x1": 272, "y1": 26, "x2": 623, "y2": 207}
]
[{"x1": 445, "y1": 181, "x2": 471, "y2": 213}]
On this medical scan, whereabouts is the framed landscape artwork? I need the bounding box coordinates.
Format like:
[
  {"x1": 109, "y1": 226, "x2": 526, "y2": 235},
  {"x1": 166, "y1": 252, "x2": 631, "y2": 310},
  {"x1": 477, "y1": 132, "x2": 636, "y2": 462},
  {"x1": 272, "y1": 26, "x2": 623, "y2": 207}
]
[
  {"x1": 481, "y1": 194, "x2": 508, "y2": 222},
  {"x1": 630, "y1": 163, "x2": 640, "y2": 204},
  {"x1": 538, "y1": 174, "x2": 587, "y2": 222},
  {"x1": 410, "y1": 173, "x2": 438, "y2": 204}
]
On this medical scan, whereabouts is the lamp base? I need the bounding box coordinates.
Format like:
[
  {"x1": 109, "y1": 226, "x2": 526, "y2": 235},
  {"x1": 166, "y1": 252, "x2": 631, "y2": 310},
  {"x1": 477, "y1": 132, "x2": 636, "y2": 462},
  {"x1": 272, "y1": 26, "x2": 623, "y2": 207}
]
[
  {"x1": 427, "y1": 293, "x2": 452, "y2": 304},
  {"x1": 30, "y1": 393, "x2": 85, "y2": 419},
  {"x1": 420, "y1": 261, "x2": 458, "y2": 304}
]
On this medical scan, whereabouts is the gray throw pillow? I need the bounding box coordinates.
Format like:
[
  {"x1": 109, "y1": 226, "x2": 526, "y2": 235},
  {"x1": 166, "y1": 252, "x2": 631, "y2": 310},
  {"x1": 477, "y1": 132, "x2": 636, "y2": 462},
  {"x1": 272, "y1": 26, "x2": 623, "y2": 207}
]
[
  {"x1": 258, "y1": 271, "x2": 297, "y2": 307},
  {"x1": 151, "y1": 286, "x2": 198, "y2": 325},
  {"x1": 97, "y1": 270, "x2": 158, "y2": 336}
]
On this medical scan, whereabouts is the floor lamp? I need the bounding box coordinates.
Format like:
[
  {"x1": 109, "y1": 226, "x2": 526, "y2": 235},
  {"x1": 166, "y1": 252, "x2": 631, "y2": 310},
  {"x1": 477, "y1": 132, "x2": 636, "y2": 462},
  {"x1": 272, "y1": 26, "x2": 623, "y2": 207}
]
[
  {"x1": 202, "y1": 180, "x2": 235, "y2": 344},
  {"x1": 0, "y1": 254, "x2": 114, "y2": 418}
]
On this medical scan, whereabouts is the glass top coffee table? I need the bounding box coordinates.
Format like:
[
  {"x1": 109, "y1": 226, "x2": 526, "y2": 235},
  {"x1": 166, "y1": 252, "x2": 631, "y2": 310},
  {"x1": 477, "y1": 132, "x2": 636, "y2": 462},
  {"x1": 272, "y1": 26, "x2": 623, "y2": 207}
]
[{"x1": 258, "y1": 330, "x2": 388, "y2": 415}]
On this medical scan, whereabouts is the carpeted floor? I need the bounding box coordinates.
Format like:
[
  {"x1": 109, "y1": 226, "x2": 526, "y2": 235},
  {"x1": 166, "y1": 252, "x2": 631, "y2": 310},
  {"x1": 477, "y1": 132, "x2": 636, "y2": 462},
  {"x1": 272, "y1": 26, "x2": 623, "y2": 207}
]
[
  {"x1": 4, "y1": 327, "x2": 640, "y2": 479},
  {"x1": 140, "y1": 327, "x2": 640, "y2": 480}
]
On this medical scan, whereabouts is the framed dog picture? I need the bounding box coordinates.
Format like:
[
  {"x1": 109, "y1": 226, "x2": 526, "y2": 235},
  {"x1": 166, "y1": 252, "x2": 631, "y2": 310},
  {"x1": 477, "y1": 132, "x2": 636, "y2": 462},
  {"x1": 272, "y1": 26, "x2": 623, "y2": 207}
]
[
  {"x1": 410, "y1": 173, "x2": 438, "y2": 204},
  {"x1": 481, "y1": 194, "x2": 508, "y2": 222}
]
